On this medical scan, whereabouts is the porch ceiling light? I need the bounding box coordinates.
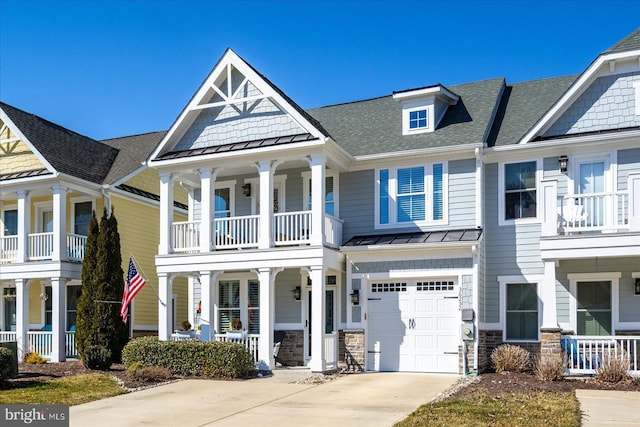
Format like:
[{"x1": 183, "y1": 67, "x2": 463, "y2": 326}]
[
  {"x1": 350, "y1": 289, "x2": 360, "y2": 306},
  {"x1": 293, "y1": 286, "x2": 301, "y2": 301},
  {"x1": 635, "y1": 278, "x2": 640, "y2": 296},
  {"x1": 559, "y1": 155, "x2": 568, "y2": 173}
]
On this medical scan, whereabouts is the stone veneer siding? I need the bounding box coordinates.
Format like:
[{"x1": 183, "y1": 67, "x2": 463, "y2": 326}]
[
  {"x1": 459, "y1": 341, "x2": 476, "y2": 374},
  {"x1": 275, "y1": 330, "x2": 304, "y2": 366},
  {"x1": 477, "y1": 330, "x2": 541, "y2": 372},
  {"x1": 339, "y1": 330, "x2": 365, "y2": 372}
]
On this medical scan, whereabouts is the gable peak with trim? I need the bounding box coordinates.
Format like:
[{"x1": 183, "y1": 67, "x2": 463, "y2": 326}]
[{"x1": 151, "y1": 49, "x2": 330, "y2": 162}]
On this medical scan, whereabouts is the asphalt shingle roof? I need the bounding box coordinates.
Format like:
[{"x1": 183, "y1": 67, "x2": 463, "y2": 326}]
[
  {"x1": 486, "y1": 75, "x2": 579, "y2": 147},
  {"x1": 1, "y1": 102, "x2": 118, "y2": 184},
  {"x1": 604, "y1": 28, "x2": 640, "y2": 54},
  {"x1": 308, "y1": 78, "x2": 505, "y2": 156},
  {"x1": 102, "y1": 130, "x2": 166, "y2": 184}
]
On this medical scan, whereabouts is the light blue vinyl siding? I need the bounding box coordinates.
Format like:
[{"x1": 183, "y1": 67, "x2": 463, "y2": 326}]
[
  {"x1": 618, "y1": 148, "x2": 640, "y2": 191},
  {"x1": 340, "y1": 170, "x2": 375, "y2": 241},
  {"x1": 448, "y1": 158, "x2": 476, "y2": 228},
  {"x1": 274, "y1": 269, "x2": 303, "y2": 323},
  {"x1": 483, "y1": 162, "x2": 544, "y2": 324}
]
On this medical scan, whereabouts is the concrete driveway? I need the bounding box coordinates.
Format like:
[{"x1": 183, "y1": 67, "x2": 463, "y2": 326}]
[{"x1": 70, "y1": 369, "x2": 459, "y2": 427}]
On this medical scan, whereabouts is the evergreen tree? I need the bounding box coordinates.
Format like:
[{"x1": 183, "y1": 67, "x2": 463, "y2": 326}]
[{"x1": 75, "y1": 211, "x2": 99, "y2": 360}]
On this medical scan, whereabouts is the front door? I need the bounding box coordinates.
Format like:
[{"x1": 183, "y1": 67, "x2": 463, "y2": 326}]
[
  {"x1": 577, "y1": 161, "x2": 605, "y2": 227},
  {"x1": 577, "y1": 281, "x2": 612, "y2": 335},
  {"x1": 306, "y1": 289, "x2": 335, "y2": 358}
]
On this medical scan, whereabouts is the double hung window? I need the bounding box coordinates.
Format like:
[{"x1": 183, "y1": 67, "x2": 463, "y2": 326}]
[
  {"x1": 505, "y1": 283, "x2": 538, "y2": 341},
  {"x1": 503, "y1": 161, "x2": 537, "y2": 221}
]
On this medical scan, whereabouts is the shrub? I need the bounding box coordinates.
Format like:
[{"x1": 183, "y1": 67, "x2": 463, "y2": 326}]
[
  {"x1": 82, "y1": 345, "x2": 112, "y2": 370},
  {"x1": 121, "y1": 336, "x2": 256, "y2": 378},
  {"x1": 534, "y1": 354, "x2": 565, "y2": 381},
  {"x1": 126, "y1": 364, "x2": 173, "y2": 382},
  {"x1": 24, "y1": 351, "x2": 47, "y2": 365},
  {"x1": 596, "y1": 354, "x2": 631, "y2": 383},
  {"x1": 491, "y1": 344, "x2": 531, "y2": 373},
  {"x1": 0, "y1": 347, "x2": 15, "y2": 381}
]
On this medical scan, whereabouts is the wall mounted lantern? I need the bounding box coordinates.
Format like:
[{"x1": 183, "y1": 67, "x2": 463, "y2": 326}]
[
  {"x1": 350, "y1": 289, "x2": 360, "y2": 305},
  {"x1": 635, "y1": 278, "x2": 640, "y2": 296},
  {"x1": 293, "y1": 286, "x2": 301, "y2": 301},
  {"x1": 242, "y1": 183, "x2": 251, "y2": 197},
  {"x1": 559, "y1": 155, "x2": 568, "y2": 174}
]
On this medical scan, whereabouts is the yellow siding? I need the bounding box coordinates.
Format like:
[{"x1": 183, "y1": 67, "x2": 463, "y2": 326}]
[
  {"x1": 0, "y1": 124, "x2": 46, "y2": 173},
  {"x1": 122, "y1": 168, "x2": 188, "y2": 206},
  {"x1": 112, "y1": 194, "x2": 187, "y2": 329},
  {"x1": 29, "y1": 280, "x2": 42, "y2": 325}
]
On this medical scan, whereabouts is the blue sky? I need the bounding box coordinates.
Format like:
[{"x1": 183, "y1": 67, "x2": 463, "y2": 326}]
[{"x1": 1, "y1": 0, "x2": 639, "y2": 140}]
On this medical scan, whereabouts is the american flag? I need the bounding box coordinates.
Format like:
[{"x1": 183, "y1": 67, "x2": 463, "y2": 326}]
[{"x1": 120, "y1": 257, "x2": 147, "y2": 322}]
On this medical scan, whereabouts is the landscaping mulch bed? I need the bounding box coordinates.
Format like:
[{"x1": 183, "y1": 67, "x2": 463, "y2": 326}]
[{"x1": 450, "y1": 372, "x2": 640, "y2": 399}]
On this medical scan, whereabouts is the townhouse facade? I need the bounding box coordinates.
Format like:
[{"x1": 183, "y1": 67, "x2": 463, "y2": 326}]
[{"x1": 2, "y1": 29, "x2": 639, "y2": 374}]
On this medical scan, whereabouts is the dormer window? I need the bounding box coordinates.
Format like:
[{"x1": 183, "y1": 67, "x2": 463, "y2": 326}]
[
  {"x1": 393, "y1": 84, "x2": 459, "y2": 136},
  {"x1": 409, "y1": 109, "x2": 428, "y2": 130}
]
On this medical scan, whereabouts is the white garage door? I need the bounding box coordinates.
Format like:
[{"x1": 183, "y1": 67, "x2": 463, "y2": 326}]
[{"x1": 367, "y1": 280, "x2": 460, "y2": 373}]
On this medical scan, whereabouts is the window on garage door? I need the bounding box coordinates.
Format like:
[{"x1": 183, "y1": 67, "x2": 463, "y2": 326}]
[{"x1": 505, "y1": 283, "x2": 539, "y2": 341}]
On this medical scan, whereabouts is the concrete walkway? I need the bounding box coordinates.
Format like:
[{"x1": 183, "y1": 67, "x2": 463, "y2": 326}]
[
  {"x1": 70, "y1": 369, "x2": 459, "y2": 427},
  {"x1": 576, "y1": 389, "x2": 640, "y2": 426}
]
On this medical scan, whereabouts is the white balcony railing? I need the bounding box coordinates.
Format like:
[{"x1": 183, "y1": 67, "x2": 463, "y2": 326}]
[
  {"x1": 324, "y1": 332, "x2": 338, "y2": 370},
  {"x1": 214, "y1": 215, "x2": 259, "y2": 248},
  {"x1": 29, "y1": 232, "x2": 54, "y2": 260},
  {"x1": 0, "y1": 331, "x2": 17, "y2": 342},
  {"x1": 560, "y1": 192, "x2": 629, "y2": 233},
  {"x1": 324, "y1": 214, "x2": 343, "y2": 248},
  {"x1": 171, "y1": 221, "x2": 200, "y2": 253},
  {"x1": 0, "y1": 235, "x2": 18, "y2": 263},
  {"x1": 215, "y1": 333, "x2": 260, "y2": 363},
  {"x1": 562, "y1": 335, "x2": 640, "y2": 375},
  {"x1": 274, "y1": 211, "x2": 311, "y2": 245},
  {"x1": 66, "y1": 233, "x2": 87, "y2": 261}
]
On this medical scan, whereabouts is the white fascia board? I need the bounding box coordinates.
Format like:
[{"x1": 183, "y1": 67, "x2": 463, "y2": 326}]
[
  {"x1": 55, "y1": 174, "x2": 103, "y2": 197},
  {"x1": 0, "y1": 109, "x2": 57, "y2": 174},
  {"x1": 518, "y1": 49, "x2": 640, "y2": 144},
  {"x1": 341, "y1": 242, "x2": 476, "y2": 258},
  {"x1": 393, "y1": 85, "x2": 460, "y2": 104},
  {"x1": 484, "y1": 129, "x2": 640, "y2": 161},
  {"x1": 0, "y1": 261, "x2": 82, "y2": 279},
  {"x1": 0, "y1": 174, "x2": 57, "y2": 192},
  {"x1": 540, "y1": 233, "x2": 640, "y2": 259}
]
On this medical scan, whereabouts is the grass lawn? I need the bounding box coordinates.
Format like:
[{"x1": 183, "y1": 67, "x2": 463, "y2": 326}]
[
  {"x1": 396, "y1": 391, "x2": 580, "y2": 427},
  {"x1": 0, "y1": 373, "x2": 127, "y2": 405}
]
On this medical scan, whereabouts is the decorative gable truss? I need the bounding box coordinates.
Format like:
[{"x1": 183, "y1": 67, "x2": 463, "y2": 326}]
[
  {"x1": 150, "y1": 49, "x2": 328, "y2": 162},
  {"x1": 0, "y1": 111, "x2": 54, "y2": 181},
  {"x1": 519, "y1": 47, "x2": 640, "y2": 143}
]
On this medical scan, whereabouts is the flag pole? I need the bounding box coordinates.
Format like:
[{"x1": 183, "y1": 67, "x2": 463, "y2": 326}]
[{"x1": 130, "y1": 253, "x2": 165, "y2": 305}]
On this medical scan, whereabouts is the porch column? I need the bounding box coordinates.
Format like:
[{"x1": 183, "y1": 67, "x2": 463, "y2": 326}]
[
  {"x1": 15, "y1": 278, "x2": 31, "y2": 361},
  {"x1": 540, "y1": 260, "x2": 559, "y2": 329},
  {"x1": 51, "y1": 184, "x2": 67, "y2": 262},
  {"x1": 257, "y1": 267, "x2": 278, "y2": 370},
  {"x1": 158, "y1": 273, "x2": 174, "y2": 340},
  {"x1": 199, "y1": 271, "x2": 222, "y2": 341},
  {"x1": 309, "y1": 265, "x2": 326, "y2": 372},
  {"x1": 629, "y1": 173, "x2": 640, "y2": 232},
  {"x1": 50, "y1": 277, "x2": 67, "y2": 362},
  {"x1": 159, "y1": 173, "x2": 174, "y2": 255},
  {"x1": 257, "y1": 161, "x2": 274, "y2": 249},
  {"x1": 310, "y1": 154, "x2": 325, "y2": 246},
  {"x1": 200, "y1": 168, "x2": 222, "y2": 252},
  {"x1": 541, "y1": 180, "x2": 558, "y2": 237},
  {"x1": 16, "y1": 190, "x2": 31, "y2": 263}
]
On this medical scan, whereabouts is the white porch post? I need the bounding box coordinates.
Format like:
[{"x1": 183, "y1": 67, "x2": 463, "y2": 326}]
[
  {"x1": 257, "y1": 267, "x2": 276, "y2": 370},
  {"x1": 258, "y1": 161, "x2": 274, "y2": 249},
  {"x1": 541, "y1": 180, "x2": 558, "y2": 237},
  {"x1": 51, "y1": 184, "x2": 67, "y2": 261},
  {"x1": 50, "y1": 277, "x2": 67, "y2": 362},
  {"x1": 541, "y1": 260, "x2": 559, "y2": 329},
  {"x1": 16, "y1": 190, "x2": 31, "y2": 263},
  {"x1": 199, "y1": 271, "x2": 221, "y2": 341},
  {"x1": 629, "y1": 173, "x2": 640, "y2": 232},
  {"x1": 159, "y1": 173, "x2": 174, "y2": 255},
  {"x1": 15, "y1": 278, "x2": 30, "y2": 361},
  {"x1": 200, "y1": 168, "x2": 222, "y2": 252},
  {"x1": 158, "y1": 274, "x2": 174, "y2": 340},
  {"x1": 309, "y1": 265, "x2": 326, "y2": 372},
  {"x1": 310, "y1": 154, "x2": 325, "y2": 246}
]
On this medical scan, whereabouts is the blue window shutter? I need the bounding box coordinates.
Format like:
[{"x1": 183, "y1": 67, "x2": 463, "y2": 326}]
[
  {"x1": 433, "y1": 163, "x2": 443, "y2": 220},
  {"x1": 379, "y1": 169, "x2": 389, "y2": 224}
]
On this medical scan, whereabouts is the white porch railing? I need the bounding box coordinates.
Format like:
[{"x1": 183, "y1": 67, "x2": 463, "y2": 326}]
[
  {"x1": 66, "y1": 233, "x2": 87, "y2": 261},
  {"x1": 0, "y1": 235, "x2": 18, "y2": 263},
  {"x1": 559, "y1": 192, "x2": 629, "y2": 233},
  {"x1": 324, "y1": 214, "x2": 343, "y2": 248},
  {"x1": 562, "y1": 335, "x2": 640, "y2": 375},
  {"x1": 214, "y1": 215, "x2": 259, "y2": 248},
  {"x1": 0, "y1": 331, "x2": 79, "y2": 359},
  {"x1": 65, "y1": 331, "x2": 77, "y2": 358},
  {"x1": 324, "y1": 332, "x2": 338, "y2": 370},
  {"x1": 0, "y1": 331, "x2": 17, "y2": 342},
  {"x1": 171, "y1": 221, "x2": 201, "y2": 253},
  {"x1": 274, "y1": 211, "x2": 311, "y2": 245},
  {"x1": 215, "y1": 333, "x2": 260, "y2": 363},
  {"x1": 29, "y1": 232, "x2": 53, "y2": 260}
]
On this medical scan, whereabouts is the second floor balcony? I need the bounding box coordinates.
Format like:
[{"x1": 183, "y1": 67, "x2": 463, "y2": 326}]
[{"x1": 0, "y1": 232, "x2": 87, "y2": 264}]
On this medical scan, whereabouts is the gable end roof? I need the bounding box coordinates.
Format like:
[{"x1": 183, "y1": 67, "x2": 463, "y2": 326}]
[{"x1": 604, "y1": 28, "x2": 640, "y2": 54}]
